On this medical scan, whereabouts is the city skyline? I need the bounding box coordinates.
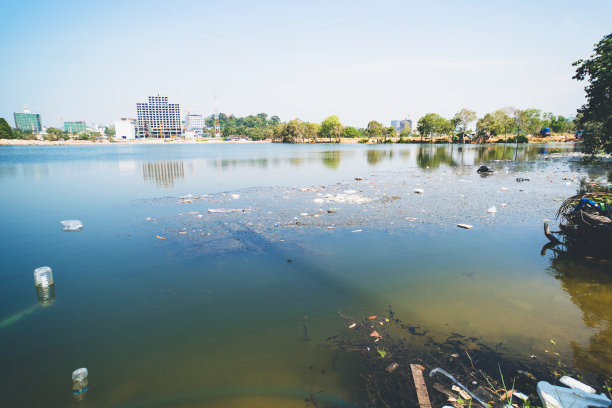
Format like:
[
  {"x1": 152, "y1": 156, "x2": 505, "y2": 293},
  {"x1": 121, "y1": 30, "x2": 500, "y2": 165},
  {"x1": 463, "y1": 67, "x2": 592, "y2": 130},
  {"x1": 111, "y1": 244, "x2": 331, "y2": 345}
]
[{"x1": 1, "y1": 0, "x2": 611, "y2": 128}]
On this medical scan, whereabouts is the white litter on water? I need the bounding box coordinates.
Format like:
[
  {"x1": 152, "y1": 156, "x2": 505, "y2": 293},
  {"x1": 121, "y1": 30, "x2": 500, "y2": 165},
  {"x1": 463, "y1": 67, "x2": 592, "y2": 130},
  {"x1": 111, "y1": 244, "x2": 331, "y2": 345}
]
[
  {"x1": 414, "y1": 189, "x2": 424, "y2": 194},
  {"x1": 315, "y1": 193, "x2": 371, "y2": 204},
  {"x1": 486, "y1": 206, "x2": 497, "y2": 213},
  {"x1": 60, "y1": 220, "x2": 83, "y2": 232}
]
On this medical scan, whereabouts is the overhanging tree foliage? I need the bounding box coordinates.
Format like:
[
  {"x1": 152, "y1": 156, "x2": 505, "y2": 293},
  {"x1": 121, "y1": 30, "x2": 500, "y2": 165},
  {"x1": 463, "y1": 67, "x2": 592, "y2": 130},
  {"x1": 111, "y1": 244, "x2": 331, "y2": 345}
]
[
  {"x1": 573, "y1": 32, "x2": 612, "y2": 154},
  {"x1": 0, "y1": 118, "x2": 13, "y2": 139}
]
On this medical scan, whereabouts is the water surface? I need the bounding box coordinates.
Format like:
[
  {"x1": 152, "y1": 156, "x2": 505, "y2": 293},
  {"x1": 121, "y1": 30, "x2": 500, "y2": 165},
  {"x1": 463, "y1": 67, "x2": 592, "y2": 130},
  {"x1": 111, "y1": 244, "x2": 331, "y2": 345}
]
[{"x1": 0, "y1": 142, "x2": 610, "y2": 407}]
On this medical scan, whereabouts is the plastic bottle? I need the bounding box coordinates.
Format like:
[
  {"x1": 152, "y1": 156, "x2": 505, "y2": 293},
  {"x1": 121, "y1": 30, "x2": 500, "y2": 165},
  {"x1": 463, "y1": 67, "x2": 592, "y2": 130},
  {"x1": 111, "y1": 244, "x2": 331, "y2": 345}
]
[
  {"x1": 33, "y1": 267, "x2": 54, "y2": 288},
  {"x1": 72, "y1": 368, "x2": 88, "y2": 398}
]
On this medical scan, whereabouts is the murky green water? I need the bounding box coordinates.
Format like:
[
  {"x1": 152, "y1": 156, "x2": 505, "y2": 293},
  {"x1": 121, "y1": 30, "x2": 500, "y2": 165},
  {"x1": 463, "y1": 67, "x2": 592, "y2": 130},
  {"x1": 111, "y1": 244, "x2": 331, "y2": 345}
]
[{"x1": 0, "y1": 143, "x2": 610, "y2": 407}]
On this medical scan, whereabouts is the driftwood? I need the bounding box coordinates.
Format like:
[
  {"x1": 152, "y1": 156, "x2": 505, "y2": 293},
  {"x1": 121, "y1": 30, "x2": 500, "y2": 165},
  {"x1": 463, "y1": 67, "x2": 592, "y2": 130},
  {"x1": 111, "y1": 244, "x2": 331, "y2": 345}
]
[{"x1": 544, "y1": 222, "x2": 562, "y2": 245}]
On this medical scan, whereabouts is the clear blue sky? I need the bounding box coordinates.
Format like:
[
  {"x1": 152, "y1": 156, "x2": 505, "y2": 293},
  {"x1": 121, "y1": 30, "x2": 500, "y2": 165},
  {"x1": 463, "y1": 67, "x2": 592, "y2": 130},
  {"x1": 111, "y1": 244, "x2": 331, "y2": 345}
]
[{"x1": 1, "y1": 0, "x2": 610, "y2": 128}]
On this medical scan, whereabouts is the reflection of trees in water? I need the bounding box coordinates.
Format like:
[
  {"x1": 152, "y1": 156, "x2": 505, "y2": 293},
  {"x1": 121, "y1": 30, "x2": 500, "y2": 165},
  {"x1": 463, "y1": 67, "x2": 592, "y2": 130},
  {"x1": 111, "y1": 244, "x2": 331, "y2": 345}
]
[
  {"x1": 322, "y1": 150, "x2": 342, "y2": 169},
  {"x1": 142, "y1": 161, "x2": 185, "y2": 188},
  {"x1": 547, "y1": 255, "x2": 612, "y2": 377},
  {"x1": 417, "y1": 145, "x2": 455, "y2": 169},
  {"x1": 475, "y1": 144, "x2": 543, "y2": 162},
  {"x1": 366, "y1": 149, "x2": 393, "y2": 165}
]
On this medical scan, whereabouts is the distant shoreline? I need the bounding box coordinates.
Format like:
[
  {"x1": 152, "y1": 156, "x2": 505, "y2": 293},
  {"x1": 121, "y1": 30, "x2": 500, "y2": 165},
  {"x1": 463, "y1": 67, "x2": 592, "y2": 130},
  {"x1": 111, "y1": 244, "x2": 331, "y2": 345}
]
[
  {"x1": 0, "y1": 135, "x2": 579, "y2": 146},
  {"x1": 0, "y1": 138, "x2": 270, "y2": 146}
]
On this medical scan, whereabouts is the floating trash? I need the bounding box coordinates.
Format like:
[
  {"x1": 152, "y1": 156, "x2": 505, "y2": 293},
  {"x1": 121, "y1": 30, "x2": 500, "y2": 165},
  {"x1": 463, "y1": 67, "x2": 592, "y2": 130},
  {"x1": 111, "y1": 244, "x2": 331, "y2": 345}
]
[
  {"x1": 72, "y1": 368, "x2": 88, "y2": 399},
  {"x1": 33, "y1": 267, "x2": 53, "y2": 288},
  {"x1": 60, "y1": 220, "x2": 83, "y2": 232},
  {"x1": 386, "y1": 362, "x2": 399, "y2": 373},
  {"x1": 36, "y1": 285, "x2": 55, "y2": 306},
  {"x1": 208, "y1": 208, "x2": 253, "y2": 213},
  {"x1": 486, "y1": 206, "x2": 497, "y2": 213},
  {"x1": 414, "y1": 189, "x2": 424, "y2": 194}
]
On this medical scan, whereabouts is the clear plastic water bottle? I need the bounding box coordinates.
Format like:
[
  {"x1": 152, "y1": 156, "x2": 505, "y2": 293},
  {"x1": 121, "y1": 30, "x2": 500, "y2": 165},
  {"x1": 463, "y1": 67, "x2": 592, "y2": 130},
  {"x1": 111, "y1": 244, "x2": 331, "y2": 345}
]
[{"x1": 33, "y1": 266, "x2": 54, "y2": 287}]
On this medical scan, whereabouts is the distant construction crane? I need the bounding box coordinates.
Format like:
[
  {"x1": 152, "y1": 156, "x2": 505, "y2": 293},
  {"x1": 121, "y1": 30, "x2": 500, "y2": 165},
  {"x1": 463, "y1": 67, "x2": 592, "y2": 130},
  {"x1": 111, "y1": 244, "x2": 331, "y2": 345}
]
[{"x1": 214, "y1": 95, "x2": 221, "y2": 137}]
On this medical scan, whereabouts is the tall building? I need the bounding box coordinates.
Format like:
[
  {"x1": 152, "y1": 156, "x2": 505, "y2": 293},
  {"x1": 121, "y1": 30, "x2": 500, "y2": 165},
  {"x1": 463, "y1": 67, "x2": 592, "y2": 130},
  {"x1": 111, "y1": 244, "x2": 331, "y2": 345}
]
[
  {"x1": 391, "y1": 120, "x2": 400, "y2": 129},
  {"x1": 184, "y1": 113, "x2": 205, "y2": 137},
  {"x1": 64, "y1": 121, "x2": 87, "y2": 133},
  {"x1": 136, "y1": 95, "x2": 181, "y2": 138},
  {"x1": 14, "y1": 108, "x2": 42, "y2": 132},
  {"x1": 114, "y1": 118, "x2": 137, "y2": 140},
  {"x1": 399, "y1": 119, "x2": 412, "y2": 132}
]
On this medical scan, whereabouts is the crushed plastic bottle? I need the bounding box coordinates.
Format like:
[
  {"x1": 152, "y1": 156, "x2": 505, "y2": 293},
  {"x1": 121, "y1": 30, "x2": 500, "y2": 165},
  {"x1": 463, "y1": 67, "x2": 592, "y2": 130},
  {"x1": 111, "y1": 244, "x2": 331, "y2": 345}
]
[{"x1": 72, "y1": 368, "x2": 88, "y2": 398}]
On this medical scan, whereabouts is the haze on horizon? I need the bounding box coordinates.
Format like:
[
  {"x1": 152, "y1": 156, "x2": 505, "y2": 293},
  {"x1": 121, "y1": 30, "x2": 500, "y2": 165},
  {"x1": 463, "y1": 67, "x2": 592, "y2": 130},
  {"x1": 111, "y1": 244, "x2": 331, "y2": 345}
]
[{"x1": 1, "y1": 0, "x2": 610, "y2": 128}]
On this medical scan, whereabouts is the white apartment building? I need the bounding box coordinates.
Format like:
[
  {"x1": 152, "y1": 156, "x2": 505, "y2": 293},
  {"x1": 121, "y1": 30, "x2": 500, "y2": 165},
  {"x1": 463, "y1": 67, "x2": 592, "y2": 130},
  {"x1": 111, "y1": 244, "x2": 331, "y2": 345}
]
[
  {"x1": 184, "y1": 113, "x2": 205, "y2": 137},
  {"x1": 114, "y1": 118, "x2": 137, "y2": 140},
  {"x1": 136, "y1": 94, "x2": 181, "y2": 138}
]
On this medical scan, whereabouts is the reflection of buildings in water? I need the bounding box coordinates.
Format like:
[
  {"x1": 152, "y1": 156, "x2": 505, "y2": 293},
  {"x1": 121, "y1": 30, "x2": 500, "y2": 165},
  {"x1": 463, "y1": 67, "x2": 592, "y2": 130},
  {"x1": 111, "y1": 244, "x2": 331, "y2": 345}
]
[
  {"x1": 142, "y1": 161, "x2": 185, "y2": 188},
  {"x1": 548, "y1": 255, "x2": 612, "y2": 377},
  {"x1": 35, "y1": 284, "x2": 55, "y2": 306},
  {"x1": 22, "y1": 163, "x2": 50, "y2": 181}
]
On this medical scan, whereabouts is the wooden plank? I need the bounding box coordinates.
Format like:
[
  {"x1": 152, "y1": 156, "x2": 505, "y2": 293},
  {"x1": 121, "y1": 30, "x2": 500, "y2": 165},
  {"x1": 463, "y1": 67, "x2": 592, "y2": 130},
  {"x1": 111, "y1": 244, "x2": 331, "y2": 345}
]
[{"x1": 411, "y1": 364, "x2": 433, "y2": 408}]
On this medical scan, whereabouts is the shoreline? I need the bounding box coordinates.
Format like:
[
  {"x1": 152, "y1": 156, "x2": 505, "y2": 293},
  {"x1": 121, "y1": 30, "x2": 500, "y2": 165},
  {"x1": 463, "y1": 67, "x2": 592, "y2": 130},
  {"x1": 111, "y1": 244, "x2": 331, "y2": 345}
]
[{"x1": 0, "y1": 136, "x2": 580, "y2": 146}]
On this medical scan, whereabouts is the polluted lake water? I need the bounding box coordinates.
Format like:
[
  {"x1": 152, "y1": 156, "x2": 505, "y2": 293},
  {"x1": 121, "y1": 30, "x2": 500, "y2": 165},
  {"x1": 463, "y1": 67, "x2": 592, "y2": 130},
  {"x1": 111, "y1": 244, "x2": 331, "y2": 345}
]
[{"x1": 0, "y1": 143, "x2": 610, "y2": 407}]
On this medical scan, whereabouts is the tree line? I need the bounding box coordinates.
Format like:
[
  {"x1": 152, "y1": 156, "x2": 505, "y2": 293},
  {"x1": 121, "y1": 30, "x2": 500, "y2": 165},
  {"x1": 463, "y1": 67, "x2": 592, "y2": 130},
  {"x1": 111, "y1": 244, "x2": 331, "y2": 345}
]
[
  {"x1": 416, "y1": 108, "x2": 575, "y2": 144},
  {"x1": 202, "y1": 108, "x2": 573, "y2": 144}
]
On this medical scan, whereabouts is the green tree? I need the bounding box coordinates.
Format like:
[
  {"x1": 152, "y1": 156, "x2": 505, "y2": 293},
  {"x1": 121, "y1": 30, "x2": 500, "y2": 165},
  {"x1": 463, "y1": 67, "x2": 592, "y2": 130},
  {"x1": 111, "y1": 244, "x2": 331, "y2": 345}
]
[
  {"x1": 366, "y1": 121, "x2": 383, "y2": 142},
  {"x1": 573, "y1": 32, "x2": 612, "y2": 154},
  {"x1": 0, "y1": 118, "x2": 13, "y2": 139},
  {"x1": 383, "y1": 126, "x2": 396, "y2": 143},
  {"x1": 45, "y1": 127, "x2": 65, "y2": 141},
  {"x1": 305, "y1": 123, "x2": 320, "y2": 142},
  {"x1": 454, "y1": 108, "x2": 477, "y2": 143},
  {"x1": 417, "y1": 113, "x2": 448, "y2": 142},
  {"x1": 399, "y1": 128, "x2": 411, "y2": 140},
  {"x1": 105, "y1": 126, "x2": 115, "y2": 137},
  {"x1": 272, "y1": 123, "x2": 286, "y2": 142},
  {"x1": 492, "y1": 108, "x2": 514, "y2": 143},
  {"x1": 550, "y1": 115, "x2": 568, "y2": 133},
  {"x1": 320, "y1": 115, "x2": 343, "y2": 143},
  {"x1": 523, "y1": 109, "x2": 542, "y2": 135},
  {"x1": 284, "y1": 119, "x2": 304, "y2": 143},
  {"x1": 343, "y1": 126, "x2": 361, "y2": 138},
  {"x1": 475, "y1": 113, "x2": 499, "y2": 142},
  {"x1": 222, "y1": 125, "x2": 234, "y2": 138}
]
